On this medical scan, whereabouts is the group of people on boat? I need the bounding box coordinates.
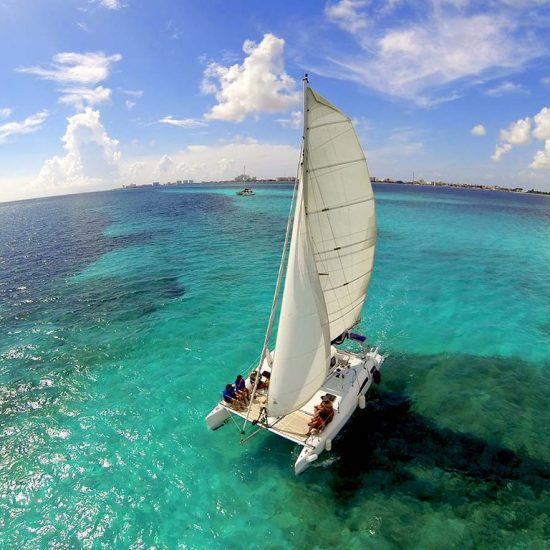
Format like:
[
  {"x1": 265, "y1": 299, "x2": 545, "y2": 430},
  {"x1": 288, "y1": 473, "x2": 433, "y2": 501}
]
[
  {"x1": 222, "y1": 375, "x2": 249, "y2": 407},
  {"x1": 222, "y1": 374, "x2": 333, "y2": 435},
  {"x1": 222, "y1": 371, "x2": 271, "y2": 409}
]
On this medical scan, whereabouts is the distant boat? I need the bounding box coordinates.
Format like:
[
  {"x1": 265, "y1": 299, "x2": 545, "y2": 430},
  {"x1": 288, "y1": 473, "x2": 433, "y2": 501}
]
[
  {"x1": 207, "y1": 75, "x2": 383, "y2": 474},
  {"x1": 236, "y1": 188, "x2": 255, "y2": 196}
]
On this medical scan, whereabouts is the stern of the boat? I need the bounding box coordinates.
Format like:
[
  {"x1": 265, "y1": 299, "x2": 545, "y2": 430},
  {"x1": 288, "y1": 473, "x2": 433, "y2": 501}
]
[{"x1": 206, "y1": 403, "x2": 231, "y2": 430}]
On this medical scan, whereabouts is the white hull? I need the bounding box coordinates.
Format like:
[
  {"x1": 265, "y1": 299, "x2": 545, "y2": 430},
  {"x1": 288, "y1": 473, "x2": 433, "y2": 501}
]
[{"x1": 206, "y1": 348, "x2": 384, "y2": 474}]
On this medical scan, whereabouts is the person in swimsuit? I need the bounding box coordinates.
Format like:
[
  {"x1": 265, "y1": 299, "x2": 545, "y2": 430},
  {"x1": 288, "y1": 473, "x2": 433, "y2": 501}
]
[{"x1": 307, "y1": 396, "x2": 334, "y2": 435}]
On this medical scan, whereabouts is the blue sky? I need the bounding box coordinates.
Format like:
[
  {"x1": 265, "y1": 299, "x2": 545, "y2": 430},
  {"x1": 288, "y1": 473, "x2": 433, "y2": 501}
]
[{"x1": 1, "y1": 0, "x2": 550, "y2": 202}]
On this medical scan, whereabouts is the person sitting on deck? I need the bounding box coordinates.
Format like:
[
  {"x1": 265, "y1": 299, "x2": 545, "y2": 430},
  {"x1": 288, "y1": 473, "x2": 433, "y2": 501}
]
[
  {"x1": 249, "y1": 371, "x2": 267, "y2": 391},
  {"x1": 307, "y1": 396, "x2": 334, "y2": 435},
  {"x1": 223, "y1": 384, "x2": 244, "y2": 408},
  {"x1": 234, "y1": 374, "x2": 249, "y2": 401}
]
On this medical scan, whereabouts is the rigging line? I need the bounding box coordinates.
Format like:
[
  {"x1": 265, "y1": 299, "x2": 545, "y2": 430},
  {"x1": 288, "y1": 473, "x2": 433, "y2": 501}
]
[
  {"x1": 240, "y1": 143, "x2": 302, "y2": 439},
  {"x1": 307, "y1": 196, "x2": 373, "y2": 215}
]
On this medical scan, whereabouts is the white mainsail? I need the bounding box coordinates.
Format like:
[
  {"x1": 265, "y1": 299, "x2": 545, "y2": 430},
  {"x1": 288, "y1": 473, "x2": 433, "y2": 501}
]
[
  {"x1": 304, "y1": 88, "x2": 376, "y2": 341},
  {"x1": 266, "y1": 80, "x2": 376, "y2": 418}
]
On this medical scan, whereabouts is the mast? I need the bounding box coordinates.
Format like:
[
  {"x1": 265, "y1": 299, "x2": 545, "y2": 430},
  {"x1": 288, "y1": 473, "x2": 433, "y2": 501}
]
[{"x1": 239, "y1": 77, "x2": 308, "y2": 435}]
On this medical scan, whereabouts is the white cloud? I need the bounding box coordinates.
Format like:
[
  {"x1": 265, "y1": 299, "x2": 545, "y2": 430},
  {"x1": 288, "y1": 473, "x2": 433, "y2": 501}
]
[
  {"x1": 18, "y1": 52, "x2": 122, "y2": 86},
  {"x1": 122, "y1": 140, "x2": 299, "y2": 184},
  {"x1": 122, "y1": 90, "x2": 143, "y2": 110},
  {"x1": 123, "y1": 89, "x2": 143, "y2": 98},
  {"x1": 499, "y1": 117, "x2": 531, "y2": 144},
  {"x1": 0, "y1": 111, "x2": 48, "y2": 143},
  {"x1": 19, "y1": 52, "x2": 121, "y2": 110},
  {"x1": 491, "y1": 143, "x2": 512, "y2": 161},
  {"x1": 541, "y1": 77, "x2": 550, "y2": 87},
  {"x1": 158, "y1": 116, "x2": 208, "y2": 128},
  {"x1": 470, "y1": 124, "x2": 486, "y2": 136},
  {"x1": 276, "y1": 111, "x2": 302, "y2": 129},
  {"x1": 532, "y1": 107, "x2": 550, "y2": 140},
  {"x1": 485, "y1": 81, "x2": 526, "y2": 96},
  {"x1": 491, "y1": 117, "x2": 531, "y2": 161},
  {"x1": 33, "y1": 108, "x2": 121, "y2": 192},
  {"x1": 0, "y1": 108, "x2": 12, "y2": 119},
  {"x1": 99, "y1": 0, "x2": 123, "y2": 9},
  {"x1": 325, "y1": 1, "x2": 369, "y2": 33},
  {"x1": 58, "y1": 85, "x2": 112, "y2": 108},
  {"x1": 530, "y1": 140, "x2": 550, "y2": 170},
  {"x1": 321, "y1": 4, "x2": 543, "y2": 105},
  {"x1": 202, "y1": 34, "x2": 300, "y2": 121}
]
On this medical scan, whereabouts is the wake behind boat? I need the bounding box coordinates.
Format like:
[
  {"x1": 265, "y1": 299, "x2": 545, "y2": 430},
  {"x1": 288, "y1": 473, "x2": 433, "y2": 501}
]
[{"x1": 206, "y1": 75, "x2": 383, "y2": 474}]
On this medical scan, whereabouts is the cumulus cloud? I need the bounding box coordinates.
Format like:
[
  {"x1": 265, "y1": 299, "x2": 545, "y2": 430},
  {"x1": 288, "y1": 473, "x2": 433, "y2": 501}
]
[
  {"x1": 529, "y1": 107, "x2": 550, "y2": 170},
  {"x1": 530, "y1": 140, "x2": 550, "y2": 170},
  {"x1": 202, "y1": 34, "x2": 300, "y2": 121},
  {"x1": 33, "y1": 108, "x2": 121, "y2": 192},
  {"x1": 532, "y1": 107, "x2": 550, "y2": 140},
  {"x1": 158, "y1": 116, "x2": 208, "y2": 128},
  {"x1": 470, "y1": 124, "x2": 486, "y2": 136},
  {"x1": 0, "y1": 111, "x2": 48, "y2": 143},
  {"x1": 18, "y1": 51, "x2": 121, "y2": 110},
  {"x1": 0, "y1": 108, "x2": 12, "y2": 119},
  {"x1": 320, "y1": 2, "x2": 544, "y2": 105},
  {"x1": 499, "y1": 117, "x2": 531, "y2": 144},
  {"x1": 491, "y1": 143, "x2": 512, "y2": 161},
  {"x1": 325, "y1": 0, "x2": 369, "y2": 33},
  {"x1": 492, "y1": 117, "x2": 531, "y2": 161}
]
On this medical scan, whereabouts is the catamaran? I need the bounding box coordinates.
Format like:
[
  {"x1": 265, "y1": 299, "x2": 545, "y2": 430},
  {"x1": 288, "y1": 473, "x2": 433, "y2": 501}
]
[{"x1": 206, "y1": 75, "x2": 383, "y2": 474}]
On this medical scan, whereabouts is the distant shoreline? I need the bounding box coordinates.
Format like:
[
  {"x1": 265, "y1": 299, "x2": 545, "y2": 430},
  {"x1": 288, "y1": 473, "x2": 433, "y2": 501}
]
[{"x1": 120, "y1": 179, "x2": 550, "y2": 197}]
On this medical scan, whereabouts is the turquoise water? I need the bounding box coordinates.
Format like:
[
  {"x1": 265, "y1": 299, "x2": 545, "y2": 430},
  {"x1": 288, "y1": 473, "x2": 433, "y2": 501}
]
[{"x1": 0, "y1": 184, "x2": 549, "y2": 548}]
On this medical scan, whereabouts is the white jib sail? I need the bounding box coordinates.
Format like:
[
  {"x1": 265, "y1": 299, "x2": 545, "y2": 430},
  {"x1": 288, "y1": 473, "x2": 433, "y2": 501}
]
[
  {"x1": 304, "y1": 88, "x2": 376, "y2": 341},
  {"x1": 266, "y1": 180, "x2": 331, "y2": 418}
]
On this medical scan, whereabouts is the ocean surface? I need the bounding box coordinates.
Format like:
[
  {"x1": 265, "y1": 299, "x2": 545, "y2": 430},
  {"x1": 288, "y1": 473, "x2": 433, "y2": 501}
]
[{"x1": 0, "y1": 183, "x2": 549, "y2": 548}]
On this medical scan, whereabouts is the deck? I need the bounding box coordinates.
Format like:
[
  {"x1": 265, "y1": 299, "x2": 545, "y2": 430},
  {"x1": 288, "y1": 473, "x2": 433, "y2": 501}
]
[{"x1": 221, "y1": 393, "x2": 314, "y2": 446}]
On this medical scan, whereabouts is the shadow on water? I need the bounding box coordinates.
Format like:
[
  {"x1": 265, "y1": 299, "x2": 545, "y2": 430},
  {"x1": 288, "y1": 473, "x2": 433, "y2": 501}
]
[
  {"x1": 248, "y1": 351, "x2": 550, "y2": 512},
  {"x1": 321, "y1": 350, "x2": 550, "y2": 507},
  {"x1": 329, "y1": 389, "x2": 550, "y2": 503}
]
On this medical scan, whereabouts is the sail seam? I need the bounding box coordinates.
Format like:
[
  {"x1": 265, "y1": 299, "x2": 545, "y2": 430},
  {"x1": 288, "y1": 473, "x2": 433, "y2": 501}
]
[
  {"x1": 328, "y1": 292, "x2": 367, "y2": 324},
  {"x1": 307, "y1": 157, "x2": 365, "y2": 174},
  {"x1": 308, "y1": 119, "x2": 350, "y2": 130},
  {"x1": 323, "y1": 268, "x2": 372, "y2": 291},
  {"x1": 314, "y1": 236, "x2": 376, "y2": 256}
]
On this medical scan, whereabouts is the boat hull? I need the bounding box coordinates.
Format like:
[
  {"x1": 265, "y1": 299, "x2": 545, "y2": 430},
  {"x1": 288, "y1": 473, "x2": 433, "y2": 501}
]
[
  {"x1": 294, "y1": 350, "x2": 383, "y2": 474},
  {"x1": 205, "y1": 348, "x2": 384, "y2": 475}
]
